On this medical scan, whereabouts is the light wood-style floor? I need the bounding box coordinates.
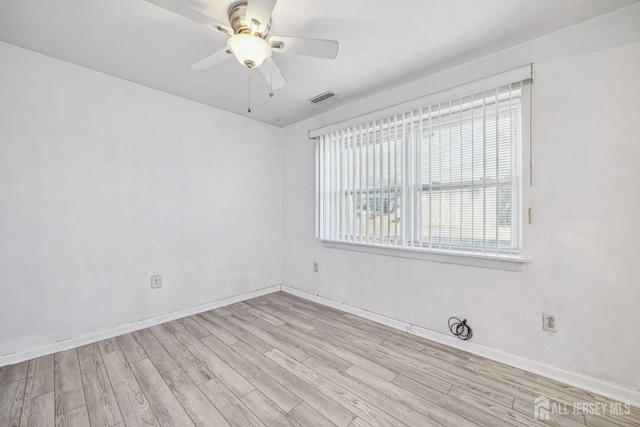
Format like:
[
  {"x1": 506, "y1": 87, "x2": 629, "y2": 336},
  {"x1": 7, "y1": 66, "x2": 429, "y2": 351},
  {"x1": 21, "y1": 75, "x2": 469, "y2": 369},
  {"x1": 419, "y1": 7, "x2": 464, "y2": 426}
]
[{"x1": 1, "y1": 292, "x2": 638, "y2": 427}]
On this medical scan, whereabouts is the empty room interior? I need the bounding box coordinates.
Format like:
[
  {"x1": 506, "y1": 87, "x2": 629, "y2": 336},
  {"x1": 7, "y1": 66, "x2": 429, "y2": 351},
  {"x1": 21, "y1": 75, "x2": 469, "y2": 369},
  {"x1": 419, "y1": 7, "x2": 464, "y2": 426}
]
[{"x1": 1, "y1": 0, "x2": 640, "y2": 426}]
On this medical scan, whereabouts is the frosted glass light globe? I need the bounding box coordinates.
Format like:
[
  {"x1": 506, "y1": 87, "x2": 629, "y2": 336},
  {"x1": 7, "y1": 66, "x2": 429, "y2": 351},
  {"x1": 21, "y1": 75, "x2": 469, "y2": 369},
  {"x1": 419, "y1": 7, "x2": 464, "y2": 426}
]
[{"x1": 227, "y1": 34, "x2": 272, "y2": 68}]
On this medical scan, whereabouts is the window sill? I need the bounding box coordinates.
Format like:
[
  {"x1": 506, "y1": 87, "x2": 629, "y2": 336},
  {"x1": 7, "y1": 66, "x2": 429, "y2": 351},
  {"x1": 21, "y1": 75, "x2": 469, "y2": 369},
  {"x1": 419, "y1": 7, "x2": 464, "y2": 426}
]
[{"x1": 321, "y1": 241, "x2": 528, "y2": 272}]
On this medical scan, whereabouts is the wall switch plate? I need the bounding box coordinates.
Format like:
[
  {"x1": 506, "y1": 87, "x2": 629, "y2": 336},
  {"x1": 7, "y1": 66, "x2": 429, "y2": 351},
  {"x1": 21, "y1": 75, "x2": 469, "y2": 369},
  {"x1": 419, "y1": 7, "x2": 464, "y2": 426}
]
[
  {"x1": 151, "y1": 275, "x2": 161, "y2": 289},
  {"x1": 543, "y1": 313, "x2": 557, "y2": 332},
  {"x1": 313, "y1": 262, "x2": 319, "y2": 273}
]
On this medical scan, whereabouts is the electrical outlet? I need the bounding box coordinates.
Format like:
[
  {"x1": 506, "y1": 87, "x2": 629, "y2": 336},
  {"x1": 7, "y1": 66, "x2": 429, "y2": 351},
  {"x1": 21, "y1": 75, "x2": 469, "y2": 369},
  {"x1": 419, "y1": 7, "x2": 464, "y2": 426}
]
[
  {"x1": 313, "y1": 262, "x2": 319, "y2": 273},
  {"x1": 151, "y1": 275, "x2": 161, "y2": 289},
  {"x1": 543, "y1": 313, "x2": 557, "y2": 332}
]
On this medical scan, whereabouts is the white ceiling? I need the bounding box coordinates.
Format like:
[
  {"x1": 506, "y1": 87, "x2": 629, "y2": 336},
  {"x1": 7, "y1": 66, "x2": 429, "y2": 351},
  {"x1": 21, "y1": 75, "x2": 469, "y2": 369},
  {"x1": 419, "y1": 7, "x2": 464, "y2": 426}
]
[{"x1": 0, "y1": 0, "x2": 637, "y2": 127}]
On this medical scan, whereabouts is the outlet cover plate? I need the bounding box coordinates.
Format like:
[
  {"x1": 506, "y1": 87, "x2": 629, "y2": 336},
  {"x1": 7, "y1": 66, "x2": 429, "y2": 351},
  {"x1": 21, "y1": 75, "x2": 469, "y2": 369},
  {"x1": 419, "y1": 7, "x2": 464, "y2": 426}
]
[
  {"x1": 151, "y1": 275, "x2": 161, "y2": 289},
  {"x1": 543, "y1": 313, "x2": 557, "y2": 332}
]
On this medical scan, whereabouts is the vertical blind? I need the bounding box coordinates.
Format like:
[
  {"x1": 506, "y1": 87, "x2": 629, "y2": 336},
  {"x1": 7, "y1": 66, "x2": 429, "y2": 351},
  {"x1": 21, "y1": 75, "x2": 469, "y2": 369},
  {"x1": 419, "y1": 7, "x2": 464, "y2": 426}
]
[{"x1": 315, "y1": 81, "x2": 525, "y2": 258}]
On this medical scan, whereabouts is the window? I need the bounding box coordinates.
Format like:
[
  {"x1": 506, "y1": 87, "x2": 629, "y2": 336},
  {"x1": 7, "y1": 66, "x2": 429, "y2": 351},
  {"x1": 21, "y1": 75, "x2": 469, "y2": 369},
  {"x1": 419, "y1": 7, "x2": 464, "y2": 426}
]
[{"x1": 315, "y1": 79, "x2": 529, "y2": 259}]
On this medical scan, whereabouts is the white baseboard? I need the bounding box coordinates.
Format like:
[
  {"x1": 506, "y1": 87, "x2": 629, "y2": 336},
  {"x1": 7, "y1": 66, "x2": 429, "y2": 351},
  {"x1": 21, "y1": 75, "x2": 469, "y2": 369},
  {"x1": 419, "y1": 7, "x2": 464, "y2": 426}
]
[
  {"x1": 0, "y1": 284, "x2": 281, "y2": 367},
  {"x1": 281, "y1": 285, "x2": 640, "y2": 407}
]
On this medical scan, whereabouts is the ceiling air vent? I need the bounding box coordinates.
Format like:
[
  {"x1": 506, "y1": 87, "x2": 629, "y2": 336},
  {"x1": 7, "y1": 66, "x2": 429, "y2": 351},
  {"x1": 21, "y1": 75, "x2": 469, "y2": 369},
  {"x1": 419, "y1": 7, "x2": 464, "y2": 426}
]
[{"x1": 307, "y1": 91, "x2": 339, "y2": 105}]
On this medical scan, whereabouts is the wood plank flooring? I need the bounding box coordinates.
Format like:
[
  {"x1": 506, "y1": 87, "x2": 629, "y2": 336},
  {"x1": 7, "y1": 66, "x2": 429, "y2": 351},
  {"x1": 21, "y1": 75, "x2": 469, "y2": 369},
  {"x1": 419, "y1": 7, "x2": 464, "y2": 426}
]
[{"x1": 1, "y1": 291, "x2": 638, "y2": 427}]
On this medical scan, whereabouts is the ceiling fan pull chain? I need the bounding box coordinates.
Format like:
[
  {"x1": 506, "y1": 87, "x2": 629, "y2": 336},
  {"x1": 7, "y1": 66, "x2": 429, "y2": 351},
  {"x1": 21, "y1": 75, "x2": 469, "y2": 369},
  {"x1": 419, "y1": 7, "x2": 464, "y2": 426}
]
[
  {"x1": 248, "y1": 67, "x2": 252, "y2": 113},
  {"x1": 269, "y1": 60, "x2": 274, "y2": 98}
]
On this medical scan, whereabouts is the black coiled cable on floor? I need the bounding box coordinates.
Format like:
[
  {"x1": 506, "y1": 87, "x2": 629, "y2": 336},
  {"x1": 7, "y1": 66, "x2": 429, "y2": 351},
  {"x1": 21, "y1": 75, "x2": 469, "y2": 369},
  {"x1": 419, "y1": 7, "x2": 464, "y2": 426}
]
[{"x1": 448, "y1": 317, "x2": 473, "y2": 340}]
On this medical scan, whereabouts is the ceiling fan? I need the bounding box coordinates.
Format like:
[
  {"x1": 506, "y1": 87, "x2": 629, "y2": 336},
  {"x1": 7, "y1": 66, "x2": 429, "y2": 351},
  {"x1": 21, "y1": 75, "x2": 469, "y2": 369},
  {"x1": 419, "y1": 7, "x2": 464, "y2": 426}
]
[{"x1": 145, "y1": 0, "x2": 339, "y2": 91}]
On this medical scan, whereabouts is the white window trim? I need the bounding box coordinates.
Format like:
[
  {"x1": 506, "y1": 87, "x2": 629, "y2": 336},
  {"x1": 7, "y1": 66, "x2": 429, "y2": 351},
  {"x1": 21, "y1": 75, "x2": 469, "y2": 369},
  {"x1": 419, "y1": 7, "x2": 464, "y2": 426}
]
[
  {"x1": 309, "y1": 65, "x2": 533, "y2": 138},
  {"x1": 314, "y1": 67, "x2": 533, "y2": 270},
  {"x1": 322, "y1": 241, "x2": 529, "y2": 271}
]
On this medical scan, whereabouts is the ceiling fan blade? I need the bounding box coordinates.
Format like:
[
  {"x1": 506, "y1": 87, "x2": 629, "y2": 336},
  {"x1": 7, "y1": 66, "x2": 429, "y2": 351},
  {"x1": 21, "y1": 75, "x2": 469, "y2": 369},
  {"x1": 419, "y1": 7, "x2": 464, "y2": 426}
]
[
  {"x1": 144, "y1": 0, "x2": 232, "y2": 36},
  {"x1": 246, "y1": 0, "x2": 277, "y2": 33},
  {"x1": 269, "y1": 36, "x2": 339, "y2": 59},
  {"x1": 188, "y1": 48, "x2": 234, "y2": 71},
  {"x1": 259, "y1": 57, "x2": 287, "y2": 90}
]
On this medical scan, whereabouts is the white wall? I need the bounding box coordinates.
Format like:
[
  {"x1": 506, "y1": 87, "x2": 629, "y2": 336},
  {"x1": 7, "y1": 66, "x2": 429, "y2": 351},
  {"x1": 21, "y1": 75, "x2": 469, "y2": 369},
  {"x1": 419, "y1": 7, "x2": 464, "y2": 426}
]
[
  {"x1": 281, "y1": 5, "x2": 640, "y2": 393},
  {"x1": 0, "y1": 42, "x2": 281, "y2": 357}
]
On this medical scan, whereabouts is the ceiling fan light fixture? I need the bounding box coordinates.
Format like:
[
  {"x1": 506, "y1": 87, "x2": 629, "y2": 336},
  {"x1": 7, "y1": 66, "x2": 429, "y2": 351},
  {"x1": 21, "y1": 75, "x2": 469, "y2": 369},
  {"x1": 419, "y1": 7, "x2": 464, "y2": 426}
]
[{"x1": 227, "y1": 34, "x2": 272, "y2": 68}]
